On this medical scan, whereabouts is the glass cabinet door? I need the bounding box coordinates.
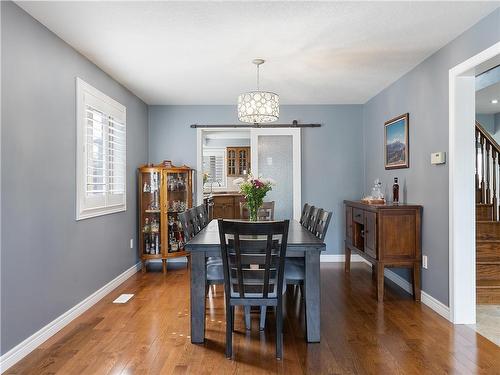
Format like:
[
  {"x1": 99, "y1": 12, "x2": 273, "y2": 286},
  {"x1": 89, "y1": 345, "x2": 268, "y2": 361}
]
[
  {"x1": 227, "y1": 149, "x2": 237, "y2": 176},
  {"x1": 164, "y1": 170, "x2": 190, "y2": 254},
  {"x1": 140, "y1": 169, "x2": 162, "y2": 256}
]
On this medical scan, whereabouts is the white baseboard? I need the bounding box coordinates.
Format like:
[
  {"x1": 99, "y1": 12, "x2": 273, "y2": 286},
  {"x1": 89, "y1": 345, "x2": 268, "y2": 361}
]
[
  {"x1": 384, "y1": 268, "x2": 413, "y2": 294},
  {"x1": 0, "y1": 262, "x2": 141, "y2": 372},
  {"x1": 320, "y1": 254, "x2": 370, "y2": 264},
  {"x1": 421, "y1": 291, "x2": 451, "y2": 321}
]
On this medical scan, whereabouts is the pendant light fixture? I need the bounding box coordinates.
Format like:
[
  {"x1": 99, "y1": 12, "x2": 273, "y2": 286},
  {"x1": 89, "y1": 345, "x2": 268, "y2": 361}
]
[{"x1": 237, "y1": 59, "x2": 279, "y2": 124}]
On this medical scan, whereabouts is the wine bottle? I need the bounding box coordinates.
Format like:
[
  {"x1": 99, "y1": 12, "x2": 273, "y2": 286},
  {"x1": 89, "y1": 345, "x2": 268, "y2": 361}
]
[{"x1": 393, "y1": 177, "x2": 400, "y2": 204}]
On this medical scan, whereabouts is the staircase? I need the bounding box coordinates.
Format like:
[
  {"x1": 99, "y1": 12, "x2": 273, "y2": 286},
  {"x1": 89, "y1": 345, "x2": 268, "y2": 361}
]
[{"x1": 476, "y1": 121, "x2": 500, "y2": 304}]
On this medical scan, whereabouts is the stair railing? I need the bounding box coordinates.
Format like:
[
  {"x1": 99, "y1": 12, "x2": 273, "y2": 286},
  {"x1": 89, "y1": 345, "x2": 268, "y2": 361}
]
[{"x1": 476, "y1": 121, "x2": 500, "y2": 220}]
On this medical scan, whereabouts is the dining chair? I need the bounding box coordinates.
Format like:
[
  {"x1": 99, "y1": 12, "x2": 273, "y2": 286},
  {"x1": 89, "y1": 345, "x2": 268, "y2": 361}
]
[
  {"x1": 285, "y1": 208, "x2": 333, "y2": 299},
  {"x1": 179, "y1": 211, "x2": 223, "y2": 296},
  {"x1": 190, "y1": 207, "x2": 203, "y2": 234},
  {"x1": 306, "y1": 207, "x2": 321, "y2": 234},
  {"x1": 239, "y1": 201, "x2": 275, "y2": 221},
  {"x1": 218, "y1": 219, "x2": 290, "y2": 360},
  {"x1": 299, "y1": 203, "x2": 311, "y2": 225},
  {"x1": 301, "y1": 205, "x2": 315, "y2": 229},
  {"x1": 313, "y1": 210, "x2": 333, "y2": 241},
  {"x1": 178, "y1": 210, "x2": 196, "y2": 241},
  {"x1": 195, "y1": 204, "x2": 210, "y2": 228}
]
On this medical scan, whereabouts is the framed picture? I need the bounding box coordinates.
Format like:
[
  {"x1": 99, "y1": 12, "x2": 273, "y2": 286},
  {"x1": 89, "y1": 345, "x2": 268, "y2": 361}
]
[{"x1": 384, "y1": 113, "x2": 409, "y2": 169}]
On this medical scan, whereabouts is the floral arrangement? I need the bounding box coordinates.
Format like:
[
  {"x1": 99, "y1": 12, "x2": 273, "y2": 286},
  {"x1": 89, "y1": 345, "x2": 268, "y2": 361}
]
[{"x1": 234, "y1": 175, "x2": 275, "y2": 221}]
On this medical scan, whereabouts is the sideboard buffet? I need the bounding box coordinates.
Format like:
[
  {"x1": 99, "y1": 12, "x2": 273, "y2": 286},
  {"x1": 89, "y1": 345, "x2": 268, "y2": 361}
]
[{"x1": 344, "y1": 200, "x2": 423, "y2": 302}]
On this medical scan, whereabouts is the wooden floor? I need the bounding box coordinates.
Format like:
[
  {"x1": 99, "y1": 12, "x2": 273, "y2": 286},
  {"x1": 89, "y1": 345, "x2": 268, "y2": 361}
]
[{"x1": 6, "y1": 262, "x2": 500, "y2": 375}]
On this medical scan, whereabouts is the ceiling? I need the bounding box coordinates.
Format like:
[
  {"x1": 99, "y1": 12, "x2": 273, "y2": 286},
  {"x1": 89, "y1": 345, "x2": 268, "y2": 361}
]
[
  {"x1": 477, "y1": 82, "x2": 500, "y2": 114},
  {"x1": 18, "y1": 1, "x2": 499, "y2": 105}
]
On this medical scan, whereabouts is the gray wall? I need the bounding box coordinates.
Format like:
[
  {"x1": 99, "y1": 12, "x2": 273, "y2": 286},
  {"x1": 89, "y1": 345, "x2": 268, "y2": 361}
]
[
  {"x1": 363, "y1": 8, "x2": 500, "y2": 305},
  {"x1": 1, "y1": 2, "x2": 148, "y2": 354},
  {"x1": 149, "y1": 105, "x2": 364, "y2": 255}
]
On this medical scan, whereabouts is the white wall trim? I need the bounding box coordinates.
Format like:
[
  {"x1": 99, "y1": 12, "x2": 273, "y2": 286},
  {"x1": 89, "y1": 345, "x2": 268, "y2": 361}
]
[
  {"x1": 0, "y1": 262, "x2": 141, "y2": 373},
  {"x1": 421, "y1": 291, "x2": 451, "y2": 321},
  {"x1": 449, "y1": 41, "x2": 500, "y2": 324}
]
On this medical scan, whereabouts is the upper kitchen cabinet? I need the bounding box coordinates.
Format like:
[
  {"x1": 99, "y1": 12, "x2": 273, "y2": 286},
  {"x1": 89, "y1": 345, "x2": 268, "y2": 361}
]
[{"x1": 227, "y1": 147, "x2": 250, "y2": 177}]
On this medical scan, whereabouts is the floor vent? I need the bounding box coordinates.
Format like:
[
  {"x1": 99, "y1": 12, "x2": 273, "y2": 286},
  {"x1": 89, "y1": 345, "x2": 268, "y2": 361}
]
[{"x1": 113, "y1": 294, "x2": 134, "y2": 304}]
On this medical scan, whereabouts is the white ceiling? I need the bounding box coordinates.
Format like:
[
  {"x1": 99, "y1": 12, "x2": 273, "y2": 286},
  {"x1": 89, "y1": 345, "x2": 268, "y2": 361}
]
[
  {"x1": 477, "y1": 81, "x2": 500, "y2": 114},
  {"x1": 18, "y1": 1, "x2": 499, "y2": 105}
]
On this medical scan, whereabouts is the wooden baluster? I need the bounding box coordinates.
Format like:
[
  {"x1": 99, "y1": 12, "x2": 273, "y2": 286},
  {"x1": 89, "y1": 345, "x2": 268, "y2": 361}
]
[
  {"x1": 493, "y1": 150, "x2": 498, "y2": 220},
  {"x1": 486, "y1": 142, "x2": 491, "y2": 204},
  {"x1": 480, "y1": 135, "x2": 486, "y2": 203},
  {"x1": 476, "y1": 129, "x2": 480, "y2": 203}
]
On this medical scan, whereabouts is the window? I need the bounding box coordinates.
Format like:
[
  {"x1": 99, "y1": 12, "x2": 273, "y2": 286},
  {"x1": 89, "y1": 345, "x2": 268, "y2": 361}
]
[
  {"x1": 76, "y1": 78, "x2": 126, "y2": 220},
  {"x1": 202, "y1": 149, "x2": 226, "y2": 188}
]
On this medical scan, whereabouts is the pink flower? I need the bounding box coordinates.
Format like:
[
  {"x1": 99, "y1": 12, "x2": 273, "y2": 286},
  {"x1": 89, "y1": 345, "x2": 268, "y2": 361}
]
[{"x1": 253, "y1": 179, "x2": 264, "y2": 188}]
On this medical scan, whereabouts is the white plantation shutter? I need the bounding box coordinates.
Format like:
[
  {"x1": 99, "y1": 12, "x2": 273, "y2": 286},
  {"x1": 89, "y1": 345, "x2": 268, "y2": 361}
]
[
  {"x1": 77, "y1": 78, "x2": 126, "y2": 220},
  {"x1": 203, "y1": 149, "x2": 226, "y2": 188}
]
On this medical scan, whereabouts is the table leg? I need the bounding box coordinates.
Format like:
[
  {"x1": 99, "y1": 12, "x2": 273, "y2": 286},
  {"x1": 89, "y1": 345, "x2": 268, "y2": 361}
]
[
  {"x1": 190, "y1": 251, "x2": 206, "y2": 343},
  {"x1": 305, "y1": 249, "x2": 321, "y2": 342}
]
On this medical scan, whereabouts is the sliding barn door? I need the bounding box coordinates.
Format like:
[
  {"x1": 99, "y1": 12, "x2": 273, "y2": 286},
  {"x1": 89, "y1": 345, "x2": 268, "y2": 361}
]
[{"x1": 250, "y1": 128, "x2": 301, "y2": 220}]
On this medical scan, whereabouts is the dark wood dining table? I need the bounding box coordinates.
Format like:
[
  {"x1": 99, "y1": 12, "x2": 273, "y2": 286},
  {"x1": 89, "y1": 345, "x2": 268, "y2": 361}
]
[{"x1": 185, "y1": 219, "x2": 326, "y2": 343}]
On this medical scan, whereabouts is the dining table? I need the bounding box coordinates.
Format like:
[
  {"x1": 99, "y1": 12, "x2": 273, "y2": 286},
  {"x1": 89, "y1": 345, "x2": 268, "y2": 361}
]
[{"x1": 185, "y1": 218, "x2": 326, "y2": 343}]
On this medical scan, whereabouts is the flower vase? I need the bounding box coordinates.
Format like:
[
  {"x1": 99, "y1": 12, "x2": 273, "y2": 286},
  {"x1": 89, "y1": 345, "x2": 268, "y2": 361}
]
[
  {"x1": 249, "y1": 205, "x2": 259, "y2": 221},
  {"x1": 248, "y1": 199, "x2": 263, "y2": 221}
]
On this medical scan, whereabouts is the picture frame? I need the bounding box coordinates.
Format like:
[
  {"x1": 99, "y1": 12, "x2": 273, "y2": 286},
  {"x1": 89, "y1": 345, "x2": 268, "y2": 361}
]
[{"x1": 384, "y1": 113, "x2": 409, "y2": 169}]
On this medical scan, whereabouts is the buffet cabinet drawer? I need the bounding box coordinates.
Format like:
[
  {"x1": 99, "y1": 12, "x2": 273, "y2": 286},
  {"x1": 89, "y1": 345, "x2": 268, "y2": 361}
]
[{"x1": 352, "y1": 208, "x2": 364, "y2": 224}]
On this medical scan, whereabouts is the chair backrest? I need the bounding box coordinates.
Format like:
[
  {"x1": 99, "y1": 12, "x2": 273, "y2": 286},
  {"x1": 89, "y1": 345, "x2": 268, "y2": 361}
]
[
  {"x1": 218, "y1": 220, "x2": 289, "y2": 302},
  {"x1": 239, "y1": 201, "x2": 275, "y2": 221},
  {"x1": 195, "y1": 204, "x2": 209, "y2": 228},
  {"x1": 302, "y1": 205, "x2": 315, "y2": 229},
  {"x1": 189, "y1": 207, "x2": 203, "y2": 235},
  {"x1": 178, "y1": 210, "x2": 195, "y2": 241},
  {"x1": 307, "y1": 206, "x2": 321, "y2": 233},
  {"x1": 299, "y1": 203, "x2": 311, "y2": 225},
  {"x1": 313, "y1": 209, "x2": 332, "y2": 241}
]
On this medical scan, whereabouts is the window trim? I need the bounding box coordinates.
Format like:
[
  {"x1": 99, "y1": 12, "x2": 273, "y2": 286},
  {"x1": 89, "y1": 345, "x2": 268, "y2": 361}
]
[{"x1": 76, "y1": 77, "x2": 127, "y2": 220}]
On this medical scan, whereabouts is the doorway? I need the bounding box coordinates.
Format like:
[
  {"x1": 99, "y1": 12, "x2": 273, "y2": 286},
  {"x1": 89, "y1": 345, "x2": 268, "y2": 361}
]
[
  {"x1": 196, "y1": 128, "x2": 302, "y2": 220},
  {"x1": 449, "y1": 41, "x2": 500, "y2": 325}
]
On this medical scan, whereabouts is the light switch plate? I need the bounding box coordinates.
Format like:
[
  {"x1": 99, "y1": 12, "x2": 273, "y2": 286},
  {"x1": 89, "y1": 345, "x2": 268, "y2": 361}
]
[{"x1": 431, "y1": 152, "x2": 446, "y2": 165}]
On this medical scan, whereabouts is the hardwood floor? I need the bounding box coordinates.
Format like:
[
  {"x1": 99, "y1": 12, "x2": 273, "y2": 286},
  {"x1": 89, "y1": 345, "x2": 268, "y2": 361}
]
[{"x1": 6, "y1": 262, "x2": 500, "y2": 374}]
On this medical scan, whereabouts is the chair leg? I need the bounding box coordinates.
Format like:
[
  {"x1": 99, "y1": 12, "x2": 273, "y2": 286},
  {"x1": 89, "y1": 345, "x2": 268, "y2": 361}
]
[
  {"x1": 276, "y1": 302, "x2": 283, "y2": 360},
  {"x1": 226, "y1": 303, "x2": 233, "y2": 359},
  {"x1": 231, "y1": 306, "x2": 235, "y2": 332},
  {"x1": 244, "y1": 306, "x2": 251, "y2": 330},
  {"x1": 259, "y1": 306, "x2": 267, "y2": 330}
]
